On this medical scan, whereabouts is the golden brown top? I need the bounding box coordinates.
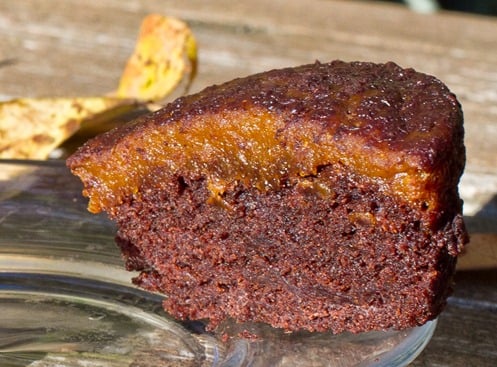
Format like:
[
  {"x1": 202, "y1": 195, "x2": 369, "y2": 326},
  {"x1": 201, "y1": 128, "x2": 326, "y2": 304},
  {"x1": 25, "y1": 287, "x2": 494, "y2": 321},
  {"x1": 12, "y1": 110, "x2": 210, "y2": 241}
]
[{"x1": 67, "y1": 61, "x2": 465, "y2": 216}]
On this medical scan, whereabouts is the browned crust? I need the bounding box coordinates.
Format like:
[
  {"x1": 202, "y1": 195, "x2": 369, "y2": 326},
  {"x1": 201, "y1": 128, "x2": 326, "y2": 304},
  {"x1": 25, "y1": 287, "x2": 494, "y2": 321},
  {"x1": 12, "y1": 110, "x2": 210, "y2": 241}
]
[
  {"x1": 70, "y1": 60, "x2": 463, "y2": 157},
  {"x1": 67, "y1": 60, "x2": 465, "y2": 222}
]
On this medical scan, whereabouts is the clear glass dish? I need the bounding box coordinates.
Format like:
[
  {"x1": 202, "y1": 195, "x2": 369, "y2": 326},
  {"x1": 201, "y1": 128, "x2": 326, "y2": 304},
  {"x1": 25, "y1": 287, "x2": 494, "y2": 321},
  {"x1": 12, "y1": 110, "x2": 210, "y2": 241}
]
[{"x1": 0, "y1": 160, "x2": 437, "y2": 367}]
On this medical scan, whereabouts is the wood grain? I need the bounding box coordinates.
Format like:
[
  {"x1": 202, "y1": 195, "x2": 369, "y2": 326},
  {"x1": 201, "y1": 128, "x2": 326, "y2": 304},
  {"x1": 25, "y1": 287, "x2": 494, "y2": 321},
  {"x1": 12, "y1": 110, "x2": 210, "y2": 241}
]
[
  {"x1": 1, "y1": 0, "x2": 497, "y2": 177},
  {"x1": 1, "y1": 1, "x2": 496, "y2": 365}
]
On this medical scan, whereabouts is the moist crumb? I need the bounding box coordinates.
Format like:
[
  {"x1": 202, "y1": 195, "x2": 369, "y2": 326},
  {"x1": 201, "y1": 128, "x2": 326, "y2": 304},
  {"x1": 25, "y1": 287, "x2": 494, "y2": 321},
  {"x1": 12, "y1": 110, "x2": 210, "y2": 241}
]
[{"x1": 67, "y1": 60, "x2": 468, "y2": 334}]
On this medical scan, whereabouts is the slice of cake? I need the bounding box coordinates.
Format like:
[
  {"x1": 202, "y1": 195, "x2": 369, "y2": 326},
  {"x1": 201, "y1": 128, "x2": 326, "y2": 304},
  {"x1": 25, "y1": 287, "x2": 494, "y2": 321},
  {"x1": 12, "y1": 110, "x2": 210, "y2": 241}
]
[{"x1": 67, "y1": 60, "x2": 468, "y2": 334}]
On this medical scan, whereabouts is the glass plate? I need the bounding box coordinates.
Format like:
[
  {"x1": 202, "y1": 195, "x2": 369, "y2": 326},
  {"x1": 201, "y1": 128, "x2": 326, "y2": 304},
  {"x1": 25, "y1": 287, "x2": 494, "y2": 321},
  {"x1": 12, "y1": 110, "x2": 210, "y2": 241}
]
[{"x1": 0, "y1": 160, "x2": 437, "y2": 367}]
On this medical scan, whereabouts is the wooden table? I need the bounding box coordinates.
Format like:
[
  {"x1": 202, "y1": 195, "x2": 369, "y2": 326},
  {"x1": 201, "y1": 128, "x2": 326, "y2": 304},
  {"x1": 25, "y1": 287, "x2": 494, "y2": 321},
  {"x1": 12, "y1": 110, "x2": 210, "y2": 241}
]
[{"x1": 1, "y1": 1, "x2": 496, "y2": 365}]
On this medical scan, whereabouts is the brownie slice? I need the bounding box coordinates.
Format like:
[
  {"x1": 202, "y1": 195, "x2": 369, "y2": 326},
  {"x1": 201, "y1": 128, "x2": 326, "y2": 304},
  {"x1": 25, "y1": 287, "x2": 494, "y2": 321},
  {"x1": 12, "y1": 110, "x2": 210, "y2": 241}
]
[{"x1": 67, "y1": 60, "x2": 468, "y2": 333}]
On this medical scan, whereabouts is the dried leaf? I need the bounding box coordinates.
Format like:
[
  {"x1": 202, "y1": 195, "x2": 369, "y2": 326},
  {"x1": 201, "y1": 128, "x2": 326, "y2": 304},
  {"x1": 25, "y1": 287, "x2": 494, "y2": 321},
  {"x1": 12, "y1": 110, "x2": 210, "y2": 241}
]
[
  {"x1": 0, "y1": 97, "x2": 137, "y2": 159},
  {"x1": 116, "y1": 14, "x2": 197, "y2": 102},
  {"x1": 0, "y1": 14, "x2": 197, "y2": 160}
]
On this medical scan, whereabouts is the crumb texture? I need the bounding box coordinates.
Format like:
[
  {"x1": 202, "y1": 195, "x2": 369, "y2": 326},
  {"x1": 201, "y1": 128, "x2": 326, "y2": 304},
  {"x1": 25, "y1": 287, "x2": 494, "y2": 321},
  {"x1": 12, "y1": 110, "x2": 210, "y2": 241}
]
[
  {"x1": 115, "y1": 165, "x2": 466, "y2": 333},
  {"x1": 67, "y1": 60, "x2": 468, "y2": 333}
]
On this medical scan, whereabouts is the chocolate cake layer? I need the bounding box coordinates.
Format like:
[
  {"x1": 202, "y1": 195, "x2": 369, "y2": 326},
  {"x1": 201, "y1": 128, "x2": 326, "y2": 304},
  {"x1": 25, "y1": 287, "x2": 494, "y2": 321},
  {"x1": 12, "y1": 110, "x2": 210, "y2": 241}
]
[{"x1": 67, "y1": 60, "x2": 468, "y2": 333}]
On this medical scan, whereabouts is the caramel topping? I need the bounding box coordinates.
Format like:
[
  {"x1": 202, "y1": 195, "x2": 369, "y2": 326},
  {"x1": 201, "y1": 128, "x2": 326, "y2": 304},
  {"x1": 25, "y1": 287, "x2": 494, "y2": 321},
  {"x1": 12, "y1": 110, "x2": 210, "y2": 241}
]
[{"x1": 68, "y1": 61, "x2": 464, "y2": 216}]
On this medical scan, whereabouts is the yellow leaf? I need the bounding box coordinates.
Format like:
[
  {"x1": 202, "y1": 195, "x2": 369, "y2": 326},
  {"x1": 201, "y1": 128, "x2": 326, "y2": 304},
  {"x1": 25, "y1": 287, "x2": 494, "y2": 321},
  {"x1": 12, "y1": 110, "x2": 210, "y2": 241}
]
[
  {"x1": 116, "y1": 14, "x2": 198, "y2": 102},
  {"x1": 0, "y1": 14, "x2": 197, "y2": 161},
  {"x1": 0, "y1": 97, "x2": 137, "y2": 159}
]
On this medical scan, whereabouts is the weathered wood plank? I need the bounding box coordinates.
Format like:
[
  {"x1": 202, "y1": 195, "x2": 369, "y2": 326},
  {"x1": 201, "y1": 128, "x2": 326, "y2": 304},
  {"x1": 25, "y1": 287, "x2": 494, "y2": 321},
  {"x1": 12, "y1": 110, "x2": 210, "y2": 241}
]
[
  {"x1": 1, "y1": 1, "x2": 496, "y2": 365},
  {"x1": 1, "y1": 0, "x2": 496, "y2": 177}
]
